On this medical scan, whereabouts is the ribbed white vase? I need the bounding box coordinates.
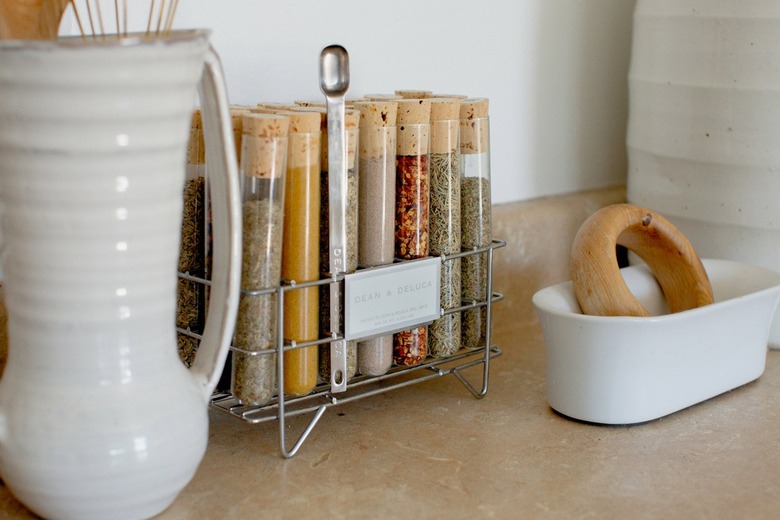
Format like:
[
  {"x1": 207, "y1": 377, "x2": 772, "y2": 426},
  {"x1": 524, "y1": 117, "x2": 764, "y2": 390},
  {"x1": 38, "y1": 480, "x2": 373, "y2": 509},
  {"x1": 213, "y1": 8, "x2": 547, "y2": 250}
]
[
  {"x1": 0, "y1": 31, "x2": 241, "y2": 519},
  {"x1": 627, "y1": 0, "x2": 780, "y2": 347}
]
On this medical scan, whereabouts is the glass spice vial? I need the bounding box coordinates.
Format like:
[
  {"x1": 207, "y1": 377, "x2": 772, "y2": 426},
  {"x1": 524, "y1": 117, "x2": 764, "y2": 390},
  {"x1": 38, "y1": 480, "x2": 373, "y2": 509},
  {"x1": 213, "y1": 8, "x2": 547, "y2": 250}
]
[
  {"x1": 428, "y1": 98, "x2": 462, "y2": 358},
  {"x1": 353, "y1": 100, "x2": 398, "y2": 376},
  {"x1": 177, "y1": 109, "x2": 207, "y2": 368},
  {"x1": 275, "y1": 110, "x2": 322, "y2": 397},
  {"x1": 231, "y1": 113, "x2": 289, "y2": 406},
  {"x1": 393, "y1": 98, "x2": 432, "y2": 367},
  {"x1": 201, "y1": 108, "x2": 253, "y2": 366},
  {"x1": 459, "y1": 98, "x2": 492, "y2": 349},
  {"x1": 355, "y1": 101, "x2": 398, "y2": 268},
  {"x1": 395, "y1": 98, "x2": 432, "y2": 260},
  {"x1": 310, "y1": 107, "x2": 359, "y2": 382}
]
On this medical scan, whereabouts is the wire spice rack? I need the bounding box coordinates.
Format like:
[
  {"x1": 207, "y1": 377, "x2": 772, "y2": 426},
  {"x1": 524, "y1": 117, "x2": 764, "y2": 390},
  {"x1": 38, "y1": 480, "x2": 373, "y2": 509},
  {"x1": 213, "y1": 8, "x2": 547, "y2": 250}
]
[{"x1": 179, "y1": 239, "x2": 505, "y2": 458}]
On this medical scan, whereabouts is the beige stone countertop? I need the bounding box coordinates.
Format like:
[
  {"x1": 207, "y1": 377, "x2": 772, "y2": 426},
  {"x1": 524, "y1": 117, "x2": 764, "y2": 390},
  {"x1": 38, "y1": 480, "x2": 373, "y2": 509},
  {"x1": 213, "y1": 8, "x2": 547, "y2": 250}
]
[
  {"x1": 169, "y1": 326, "x2": 779, "y2": 520},
  {"x1": 3, "y1": 323, "x2": 779, "y2": 518},
  {"x1": 1, "y1": 188, "x2": 779, "y2": 518}
]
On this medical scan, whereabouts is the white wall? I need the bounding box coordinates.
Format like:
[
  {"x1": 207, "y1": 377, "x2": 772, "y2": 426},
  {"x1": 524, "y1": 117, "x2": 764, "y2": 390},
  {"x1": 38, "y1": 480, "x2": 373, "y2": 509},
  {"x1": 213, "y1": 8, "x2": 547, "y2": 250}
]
[{"x1": 66, "y1": 0, "x2": 636, "y2": 205}]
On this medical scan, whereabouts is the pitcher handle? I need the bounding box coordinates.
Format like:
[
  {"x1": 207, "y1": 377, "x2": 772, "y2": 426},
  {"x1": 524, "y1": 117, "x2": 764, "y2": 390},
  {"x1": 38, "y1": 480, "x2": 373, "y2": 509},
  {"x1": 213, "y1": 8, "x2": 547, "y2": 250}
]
[{"x1": 190, "y1": 45, "x2": 242, "y2": 399}]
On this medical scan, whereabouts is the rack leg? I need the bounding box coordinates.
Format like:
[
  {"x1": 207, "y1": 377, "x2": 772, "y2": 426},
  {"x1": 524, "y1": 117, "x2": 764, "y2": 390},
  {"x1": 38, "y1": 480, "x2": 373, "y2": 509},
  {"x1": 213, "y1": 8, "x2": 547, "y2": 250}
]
[
  {"x1": 278, "y1": 404, "x2": 328, "y2": 459},
  {"x1": 451, "y1": 356, "x2": 489, "y2": 399}
]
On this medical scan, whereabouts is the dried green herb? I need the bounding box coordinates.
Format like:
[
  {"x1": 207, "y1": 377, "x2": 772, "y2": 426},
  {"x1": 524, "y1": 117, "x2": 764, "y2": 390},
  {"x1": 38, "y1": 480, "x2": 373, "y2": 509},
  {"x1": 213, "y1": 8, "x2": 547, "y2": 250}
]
[
  {"x1": 177, "y1": 334, "x2": 198, "y2": 368},
  {"x1": 179, "y1": 176, "x2": 205, "y2": 273},
  {"x1": 461, "y1": 177, "x2": 491, "y2": 248},
  {"x1": 176, "y1": 279, "x2": 200, "y2": 330},
  {"x1": 177, "y1": 175, "x2": 205, "y2": 366},
  {"x1": 430, "y1": 257, "x2": 462, "y2": 357},
  {"x1": 429, "y1": 151, "x2": 462, "y2": 357},
  {"x1": 429, "y1": 152, "x2": 461, "y2": 254},
  {"x1": 232, "y1": 197, "x2": 284, "y2": 406},
  {"x1": 461, "y1": 176, "x2": 492, "y2": 349}
]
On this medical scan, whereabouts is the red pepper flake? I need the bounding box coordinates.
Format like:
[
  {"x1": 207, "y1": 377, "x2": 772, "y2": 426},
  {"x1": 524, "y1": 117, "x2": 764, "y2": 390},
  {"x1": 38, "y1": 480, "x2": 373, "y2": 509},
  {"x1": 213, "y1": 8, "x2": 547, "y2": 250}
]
[
  {"x1": 395, "y1": 154, "x2": 430, "y2": 259},
  {"x1": 394, "y1": 326, "x2": 427, "y2": 366}
]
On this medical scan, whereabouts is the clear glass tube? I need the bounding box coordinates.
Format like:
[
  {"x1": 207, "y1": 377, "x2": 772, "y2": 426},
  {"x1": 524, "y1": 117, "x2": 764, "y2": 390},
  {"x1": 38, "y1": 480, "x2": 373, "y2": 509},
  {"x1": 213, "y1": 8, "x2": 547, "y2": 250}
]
[
  {"x1": 177, "y1": 109, "x2": 206, "y2": 368},
  {"x1": 393, "y1": 99, "x2": 431, "y2": 367},
  {"x1": 231, "y1": 113, "x2": 289, "y2": 406},
  {"x1": 428, "y1": 99, "x2": 462, "y2": 358},
  {"x1": 460, "y1": 99, "x2": 492, "y2": 349},
  {"x1": 279, "y1": 111, "x2": 322, "y2": 397},
  {"x1": 317, "y1": 109, "x2": 359, "y2": 381},
  {"x1": 354, "y1": 101, "x2": 398, "y2": 376}
]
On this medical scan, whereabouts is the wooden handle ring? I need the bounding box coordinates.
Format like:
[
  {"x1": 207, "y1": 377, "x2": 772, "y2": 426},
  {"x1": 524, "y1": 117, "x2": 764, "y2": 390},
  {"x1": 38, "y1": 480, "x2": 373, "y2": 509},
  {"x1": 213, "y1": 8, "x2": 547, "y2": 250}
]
[{"x1": 570, "y1": 204, "x2": 714, "y2": 317}]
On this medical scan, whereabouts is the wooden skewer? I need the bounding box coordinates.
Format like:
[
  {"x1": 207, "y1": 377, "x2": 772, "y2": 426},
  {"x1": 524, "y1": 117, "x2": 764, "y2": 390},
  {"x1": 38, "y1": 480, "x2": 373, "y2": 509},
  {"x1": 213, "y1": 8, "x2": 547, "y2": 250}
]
[
  {"x1": 83, "y1": 0, "x2": 96, "y2": 37},
  {"x1": 146, "y1": 0, "x2": 155, "y2": 35},
  {"x1": 164, "y1": 0, "x2": 180, "y2": 34},
  {"x1": 155, "y1": 0, "x2": 166, "y2": 35},
  {"x1": 70, "y1": 0, "x2": 86, "y2": 37},
  {"x1": 113, "y1": 0, "x2": 120, "y2": 35}
]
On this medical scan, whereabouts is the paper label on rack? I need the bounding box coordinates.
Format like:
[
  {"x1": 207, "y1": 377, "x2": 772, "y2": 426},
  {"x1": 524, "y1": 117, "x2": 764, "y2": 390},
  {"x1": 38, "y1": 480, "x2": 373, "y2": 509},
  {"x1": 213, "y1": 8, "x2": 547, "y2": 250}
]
[{"x1": 344, "y1": 258, "x2": 440, "y2": 341}]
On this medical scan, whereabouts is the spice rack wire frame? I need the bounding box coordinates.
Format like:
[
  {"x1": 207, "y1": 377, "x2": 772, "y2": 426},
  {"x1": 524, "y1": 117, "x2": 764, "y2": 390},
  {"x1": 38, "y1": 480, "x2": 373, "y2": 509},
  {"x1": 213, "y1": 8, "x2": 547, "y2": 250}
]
[{"x1": 178, "y1": 239, "x2": 505, "y2": 458}]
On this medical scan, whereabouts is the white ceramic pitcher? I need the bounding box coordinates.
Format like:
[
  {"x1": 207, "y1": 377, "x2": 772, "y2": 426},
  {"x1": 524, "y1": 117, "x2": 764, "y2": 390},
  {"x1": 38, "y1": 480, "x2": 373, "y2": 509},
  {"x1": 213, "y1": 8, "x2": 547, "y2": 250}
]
[{"x1": 0, "y1": 31, "x2": 241, "y2": 519}]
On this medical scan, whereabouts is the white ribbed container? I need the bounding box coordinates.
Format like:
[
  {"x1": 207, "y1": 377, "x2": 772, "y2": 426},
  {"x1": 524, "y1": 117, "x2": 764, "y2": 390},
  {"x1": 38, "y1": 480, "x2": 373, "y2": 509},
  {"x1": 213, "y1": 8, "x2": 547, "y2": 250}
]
[
  {"x1": 0, "y1": 32, "x2": 241, "y2": 519},
  {"x1": 626, "y1": 0, "x2": 780, "y2": 348}
]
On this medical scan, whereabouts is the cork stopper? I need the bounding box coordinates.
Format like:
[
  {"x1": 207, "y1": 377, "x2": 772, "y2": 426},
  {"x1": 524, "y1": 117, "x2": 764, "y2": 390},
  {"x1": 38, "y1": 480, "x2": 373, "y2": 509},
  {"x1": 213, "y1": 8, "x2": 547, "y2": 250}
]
[
  {"x1": 459, "y1": 97, "x2": 489, "y2": 120},
  {"x1": 460, "y1": 98, "x2": 489, "y2": 154},
  {"x1": 433, "y1": 93, "x2": 468, "y2": 99},
  {"x1": 275, "y1": 110, "x2": 322, "y2": 168},
  {"x1": 255, "y1": 101, "x2": 299, "y2": 111},
  {"x1": 241, "y1": 113, "x2": 290, "y2": 179},
  {"x1": 364, "y1": 93, "x2": 403, "y2": 101},
  {"x1": 290, "y1": 106, "x2": 359, "y2": 170},
  {"x1": 395, "y1": 89, "x2": 433, "y2": 99},
  {"x1": 290, "y1": 106, "x2": 328, "y2": 131},
  {"x1": 353, "y1": 101, "x2": 398, "y2": 159},
  {"x1": 430, "y1": 98, "x2": 461, "y2": 122},
  {"x1": 287, "y1": 106, "x2": 328, "y2": 170},
  {"x1": 353, "y1": 101, "x2": 398, "y2": 127},
  {"x1": 396, "y1": 99, "x2": 431, "y2": 155},
  {"x1": 430, "y1": 98, "x2": 461, "y2": 154},
  {"x1": 187, "y1": 110, "x2": 205, "y2": 165}
]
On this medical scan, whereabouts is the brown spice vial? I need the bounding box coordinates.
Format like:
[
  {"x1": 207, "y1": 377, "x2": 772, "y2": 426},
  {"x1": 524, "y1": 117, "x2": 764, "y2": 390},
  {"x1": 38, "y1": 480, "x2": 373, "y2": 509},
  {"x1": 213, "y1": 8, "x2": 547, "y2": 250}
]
[{"x1": 353, "y1": 101, "x2": 398, "y2": 376}]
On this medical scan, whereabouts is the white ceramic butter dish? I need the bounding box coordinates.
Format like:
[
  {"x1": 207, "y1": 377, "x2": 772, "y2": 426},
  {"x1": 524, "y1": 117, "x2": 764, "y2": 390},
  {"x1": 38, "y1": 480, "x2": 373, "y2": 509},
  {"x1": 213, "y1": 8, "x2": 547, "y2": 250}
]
[{"x1": 532, "y1": 259, "x2": 780, "y2": 424}]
